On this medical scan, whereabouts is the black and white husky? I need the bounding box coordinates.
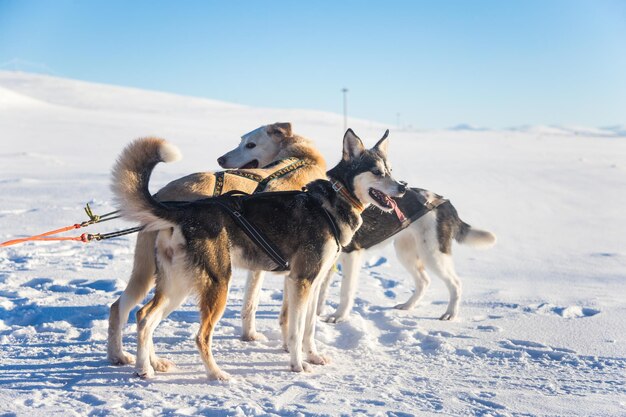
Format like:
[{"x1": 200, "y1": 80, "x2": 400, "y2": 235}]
[
  {"x1": 110, "y1": 129, "x2": 405, "y2": 380},
  {"x1": 318, "y1": 188, "x2": 496, "y2": 322}
]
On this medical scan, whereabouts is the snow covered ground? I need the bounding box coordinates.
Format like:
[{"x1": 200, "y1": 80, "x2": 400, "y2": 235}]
[{"x1": 0, "y1": 71, "x2": 624, "y2": 416}]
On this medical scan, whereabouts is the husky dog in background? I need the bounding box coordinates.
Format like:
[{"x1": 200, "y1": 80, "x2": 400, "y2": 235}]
[
  {"x1": 109, "y1": 129, "x2": 405, "y2": 380},
  {"x1": 318, "y1": 188, "x2": 496, "y2": 323},
  {"x1": 107, "y1": 122, "x2": 327, "y2": 366}
]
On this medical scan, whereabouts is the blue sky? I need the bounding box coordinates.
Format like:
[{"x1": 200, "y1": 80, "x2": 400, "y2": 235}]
[{"x1": 1, "y1": 0, "x2": 625, "y2": 128}]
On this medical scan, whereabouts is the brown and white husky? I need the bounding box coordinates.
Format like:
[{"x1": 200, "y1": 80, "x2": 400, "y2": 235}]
[{"x1": 107, "y1": 122, "x2": 326, "y2": 365}]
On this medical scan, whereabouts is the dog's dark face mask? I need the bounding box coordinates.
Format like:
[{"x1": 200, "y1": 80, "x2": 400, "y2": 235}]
[{"x1": 331, "y1": 129, "x2": 406, "y2": 212}]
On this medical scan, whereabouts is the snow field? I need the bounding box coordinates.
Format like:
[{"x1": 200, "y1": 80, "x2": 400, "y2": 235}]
[{"x1": 0, "y1": 72, "x2": 625, "y2": 416}]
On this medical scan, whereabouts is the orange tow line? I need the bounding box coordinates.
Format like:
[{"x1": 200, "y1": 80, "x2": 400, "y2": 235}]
[
  {"x1": 0, "y1": 204, "x2": 127, "y2": 248},
  {"x1": 0, "y1": 223, "x2": 92, "y2": 247}
]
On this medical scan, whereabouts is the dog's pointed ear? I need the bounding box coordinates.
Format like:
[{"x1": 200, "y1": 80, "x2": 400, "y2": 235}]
[
  {"x1": 267, "y1": 122, "x2": 293, "y2": 140},
  {"x1": 343, "y1": 129, "x2": 365, "y2": 161},
  {"x1": 373, "y1": 129, "x2": 390, "y2": 156}
]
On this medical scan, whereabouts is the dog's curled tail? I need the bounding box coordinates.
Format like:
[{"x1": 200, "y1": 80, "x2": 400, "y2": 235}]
[
  {"x1": 110, "y1": 137, "x2": 181, "y2": 230},
  {"x1": 456, "y1": 222, "x2": 497, "y2": 249}
]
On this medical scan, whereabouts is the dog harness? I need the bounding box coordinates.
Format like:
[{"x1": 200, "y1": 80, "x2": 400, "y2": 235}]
[
  {"x1": 343, "y1": 187, "x2": 449, "y2": 252},
  {"x1": 164, "y1": 189, "x2": 341, "y2": 272},
  {"x1": 211, "y1": 158, "x2": 308, "y2": 197}
]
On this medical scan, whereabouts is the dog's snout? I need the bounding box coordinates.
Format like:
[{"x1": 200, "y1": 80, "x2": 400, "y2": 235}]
[
  {"x1": 398, "y1": 181, "x2": 407, "y2": 195},
  {"x1": 217, "y1": 156, "x2": 226, "y2": 167}
]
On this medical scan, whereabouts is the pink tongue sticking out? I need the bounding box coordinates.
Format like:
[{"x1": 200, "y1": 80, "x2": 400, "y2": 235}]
[{"x1": 387, "y1": 197, "x2": 406, "y2": 222}]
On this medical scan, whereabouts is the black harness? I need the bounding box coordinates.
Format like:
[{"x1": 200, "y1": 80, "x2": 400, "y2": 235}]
[
  {"x1": 212, "y1": 195, "x2": 291, "y2": 271},
  {"x1": 179, "y1": 158, "x2": 313, "y2": 271},
  {"x1": 164, "y1": 189, "x2": 340, "y2": 272},
  {"x1": 343, "y1": 187, "x2": 448, "y2": 252}
]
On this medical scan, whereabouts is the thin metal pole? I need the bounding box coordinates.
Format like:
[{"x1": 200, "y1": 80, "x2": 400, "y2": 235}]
[{"x1": 342, "y1": 88, "x2": 348, "y2": 132}]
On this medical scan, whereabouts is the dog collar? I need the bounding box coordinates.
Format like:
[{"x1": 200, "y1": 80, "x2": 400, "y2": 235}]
[{"x1": 331, "y1": 180, "x2": 365, "y2": 213}]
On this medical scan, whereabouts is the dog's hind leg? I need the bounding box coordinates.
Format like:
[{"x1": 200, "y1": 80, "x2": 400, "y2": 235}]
[
  {"x1": 134, "y1": 257, "x2": 191, "y2": 377},
  {"x1": 194, "y1": 238, "x2": 233, "y2": 381},
  {"x1": 108, "y1": 230, "x2": 158, "y2": 365},
  {"x1": 316, "y1": 266, "x2": 334, "y2": 316},
  {"x1": 423, "y1": 252, "x2": 462, "y2": 321},
  {"x1": 436, "y1": 256, "x2": 462, "y2": 321},
  {"x1": 286, "y1": 276, "x2": 311, "y2": 372},
  {"x1": 241, "y1": 270, "x2": 267, "y2": 342},
  {"x1": 279, "y1": 279, "x2": 289, "y2": 352},
  {"x1": 410, "y1": 214, "x2": 463, "y2": 320},
  {"x1": 196, "y1": 279, "x2": 231, "y2": 381},
  {"x1": 393, "y1": 231, "x2": 431, "y2": 310},
  {"x1": 147, "y1": 285, "x2": 189, "y2": 373},
  {"x1": 135, "y1": 294, "x2": 189, "y2": 378},
  {"x1": 325, "y1": 250, "x2": 362, "y2": 323},
  {"x1": 135, "y1": 293, "x2": 166, "y2": 379}
]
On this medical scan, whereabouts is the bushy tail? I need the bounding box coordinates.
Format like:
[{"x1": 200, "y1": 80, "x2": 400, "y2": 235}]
[
  {"x1": 110, "y1": 137, "x2": 182, "y2": 230},
  {"x1": 456, "y1": 221, "x2": 497, "y2": 248}
]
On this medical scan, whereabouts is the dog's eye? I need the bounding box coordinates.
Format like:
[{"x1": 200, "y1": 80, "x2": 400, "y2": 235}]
[
  {"x1": 372, "y1": 169, "x2": 382, "y2": 176},
  {"x1": 245, "y1": 143, "x2": 256, "y2": 149}
]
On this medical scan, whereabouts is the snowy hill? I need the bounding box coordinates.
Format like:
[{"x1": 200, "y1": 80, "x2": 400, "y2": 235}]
[{"x1": 0, "y1": 71, "x2": 625, "y2": 416}]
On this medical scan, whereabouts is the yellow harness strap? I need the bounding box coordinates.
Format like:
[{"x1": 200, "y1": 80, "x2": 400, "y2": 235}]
[{"x1": 211, "y1": 158, "x2": 307, "y2": 197}]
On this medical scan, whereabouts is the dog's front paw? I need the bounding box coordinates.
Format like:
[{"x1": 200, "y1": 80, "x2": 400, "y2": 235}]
[
  {"x1": 324, "y1": 313, "x2": 347, "y2": 324},
  {"x1": 152, "y1": 357, "x2": 176, "y2": 372},
  {"x1": 208, "y1": 369, "x2": 231, "y2": 381},
  {"x1": 108, "y1": 350, "x2": 136, "y2": 365},
  {"x1": 393, "y1": 302, "x2": 414, "y2": 310},
  {"x1": 307, "y1": 352, "x2": 331, "y2": 365},
  {"x1": 439, "y1": 312, "x2": 457, "y2": 321},
  {"x1": 135, "y1": 366, "x2": 155, "y2": 379},
  {"x1": 290, "y1": 361, "x2": 313, "y2": 373},
  {"x1": 241, "y1": 331, "x2": 268, "y2": 342}
]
